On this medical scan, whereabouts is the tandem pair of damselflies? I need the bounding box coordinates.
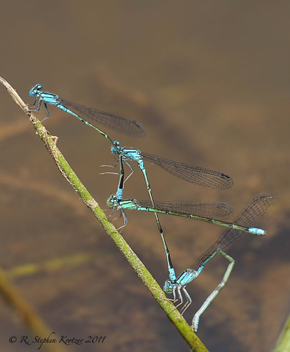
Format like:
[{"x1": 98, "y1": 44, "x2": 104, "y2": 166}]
[
  {"x1": 29, "y1": 85, "x2": 274, "y2": 330},
  {"x1": 29, "y1": 84, "x2": 252, "y2": 275}
]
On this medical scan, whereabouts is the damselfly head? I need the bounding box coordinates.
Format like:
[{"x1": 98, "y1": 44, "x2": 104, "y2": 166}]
[
  {"x1": 111, "y1": 140, "x2": 120, "y2": 155},
  {"x1": 29, "y1": 84, "x2": 43, "y2": 97},
  {"x1": 106, "y1": 195, "x2": 116, "y2": 208},
  {"x1": 163, "y1": 279, "x2": 173, "y2": 294}
]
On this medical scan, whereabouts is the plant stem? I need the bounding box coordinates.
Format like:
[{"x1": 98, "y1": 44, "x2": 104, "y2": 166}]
[{"x1": 0, "y1": 77, "x2": 208, "y2": 351}]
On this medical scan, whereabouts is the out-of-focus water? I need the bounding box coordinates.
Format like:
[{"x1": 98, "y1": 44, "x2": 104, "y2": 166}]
[{"x1": 0, "y1": 2, "x2": 289, "y2": 351}]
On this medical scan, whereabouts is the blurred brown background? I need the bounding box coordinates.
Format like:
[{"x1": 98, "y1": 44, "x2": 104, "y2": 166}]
[{"x1": 0, "y1": 1, "x2": 289, "y2": 351}]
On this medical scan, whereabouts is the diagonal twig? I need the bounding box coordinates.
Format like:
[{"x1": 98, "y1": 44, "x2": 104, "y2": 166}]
[{"x1": 0, "y1": 77, "x2": 208, "y2": 352}]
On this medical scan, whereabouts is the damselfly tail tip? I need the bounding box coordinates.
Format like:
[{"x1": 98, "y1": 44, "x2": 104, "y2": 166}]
[
  {"x1": 249, "y1": 227, "x2": 265, "y2": 236},
  {"x1": 191, "y1": 318, "x2": 199, "y2": 332}
]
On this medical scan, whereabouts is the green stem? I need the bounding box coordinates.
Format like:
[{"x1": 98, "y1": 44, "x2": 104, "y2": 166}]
[
  {"x1": 1, "y1": 77, "x2": 208, "y2": 352},
  {"x1": 272, "y1": 314, "x2": 290, "y2": 352}
]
